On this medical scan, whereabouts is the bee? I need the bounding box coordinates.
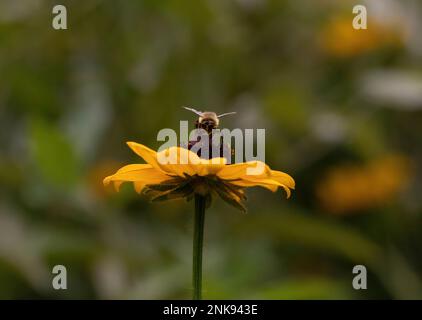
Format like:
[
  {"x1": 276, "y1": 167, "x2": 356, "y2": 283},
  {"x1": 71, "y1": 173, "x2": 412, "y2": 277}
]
[
  {"x1": 183, "y1": 106, "x2": 236, "y2": 161},
  {"x1": 183, "y1": 107, "x2": 236, "y2": 134}
]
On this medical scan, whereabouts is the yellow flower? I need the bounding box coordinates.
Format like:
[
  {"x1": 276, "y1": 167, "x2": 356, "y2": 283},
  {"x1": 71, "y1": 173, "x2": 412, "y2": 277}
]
[
  {"x1": 103, "y1": 142, "x2": 295, "y2": 212},
  {"x1": 316, "y1": 155, "x2": 410, "y2": 214},
  {"x1": 319, "y1": 18, "x2": 402, "y2": 58}
]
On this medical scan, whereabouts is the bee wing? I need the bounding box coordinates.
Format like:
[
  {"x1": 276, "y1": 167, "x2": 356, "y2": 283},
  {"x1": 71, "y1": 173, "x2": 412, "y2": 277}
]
[
  {"x1": 183, "y1": 106, "x2": 203, "y2": 116},
  {"x1": 217, "y1": 112, "x2": 236, "y2": 118}
]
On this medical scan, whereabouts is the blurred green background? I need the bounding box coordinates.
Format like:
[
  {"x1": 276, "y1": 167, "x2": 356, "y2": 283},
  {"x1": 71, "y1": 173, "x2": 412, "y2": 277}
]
[{"x1": 1, "y1": 0, "x2": 422, "y2": 299}]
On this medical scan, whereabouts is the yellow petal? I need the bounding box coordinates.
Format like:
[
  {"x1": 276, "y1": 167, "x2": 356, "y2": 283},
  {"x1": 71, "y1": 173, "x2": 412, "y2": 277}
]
[
  {"x1": 126, "y1": 143, "x2": 227, "y2": 178},
  {"x1": 155, "y1": 147, "x2": 226, "y2": 177},
  {"x1": 217, "y1": 161, "x2": 270, "y2": 180},
  {"x1": 126, "y1": 142, "x2": 170, "y2": 174},
  {"x1": 113, "y1": 181, "x2": 124, "y2": 192},
  {"x1": 229, "y1": 177, "x2": 286, "y2": 194},
  {"x1": 218, "y1": 161, "x2": 294, "y2": 198},
  {"x1": 103, "y1": 164, "x2": 152, "y2": 186},
  {"x1": 134, "y1": 181, "x2": 146, "y2": 193},
  {"x1": 156, "y1": 147, "x2": 198, "y2": 177},
  {"x1": 196, "y1": 157, "x2": 227, "y2": 176},
  {"x1": 217, "y1": 162, "x2": 251, "y2": 180},
  {"x1": 103, "y1": 164, "x2": 170, "y2": 193},
  {"x1": 270, "y1": 170, "x2": 296, "y2": 189}
]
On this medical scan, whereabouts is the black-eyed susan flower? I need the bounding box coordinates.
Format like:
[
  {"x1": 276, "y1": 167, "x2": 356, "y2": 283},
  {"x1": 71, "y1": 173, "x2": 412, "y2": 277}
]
[
  {"x1": 104, "y1": 141, "x2": 294, "y2": 299},
  {"x1": 104, "y1": 142, "x2": 295, "y2": 212}
]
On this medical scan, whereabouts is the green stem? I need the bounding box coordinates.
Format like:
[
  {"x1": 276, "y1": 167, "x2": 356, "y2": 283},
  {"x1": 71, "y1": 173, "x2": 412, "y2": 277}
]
[{"x1": 193, "y1": 194, "x2": 206, "y2": 300}]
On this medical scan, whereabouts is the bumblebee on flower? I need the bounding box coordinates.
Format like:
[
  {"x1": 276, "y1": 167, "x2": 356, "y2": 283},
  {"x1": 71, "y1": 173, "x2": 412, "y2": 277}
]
[
  {"x1": 104, "y1": 107, "x2": 294, "y2": 211},
  {"x1": 103, "y1": 108, "x2": 295, "y2": 299}
]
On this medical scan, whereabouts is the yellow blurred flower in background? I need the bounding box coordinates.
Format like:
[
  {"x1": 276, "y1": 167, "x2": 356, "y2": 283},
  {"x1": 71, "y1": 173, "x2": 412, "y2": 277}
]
[
  {"x1": 316, "y1": 155, "x2": 411, "y2": 214},
  {"x1": 319, "y1": 17, "x2": 402, "y2": 58}
]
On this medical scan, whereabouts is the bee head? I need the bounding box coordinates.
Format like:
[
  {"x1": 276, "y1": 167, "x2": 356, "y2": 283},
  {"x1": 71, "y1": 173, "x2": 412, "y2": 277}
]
[
  {"x1": 183, "y1": 106, "x2": 236, "y2": 133},
  {"x1": 198, "y1": 112, "x2": 219, "y2": 128}
]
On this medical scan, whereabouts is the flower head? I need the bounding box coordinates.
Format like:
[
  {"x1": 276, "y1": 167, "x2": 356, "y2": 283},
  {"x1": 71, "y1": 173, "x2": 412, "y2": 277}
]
[{"x1": 104, "y1": 142, "x2": 295, "y2": 212}]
